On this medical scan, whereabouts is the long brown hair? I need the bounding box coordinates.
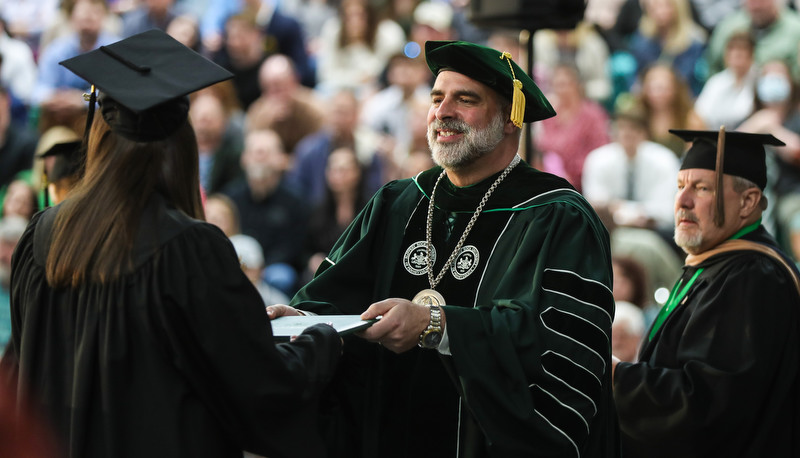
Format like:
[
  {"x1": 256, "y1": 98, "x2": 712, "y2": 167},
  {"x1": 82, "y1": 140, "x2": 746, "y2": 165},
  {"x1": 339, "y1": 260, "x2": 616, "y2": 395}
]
[
  {"x1": 639, "y1": 63, "x2": 694, "y2": 130},
  {"x1": 46, "y1": 117, "x2": 204, "y2": 287},
  {"x1": 338, "y1": 0, "x2": 380, "y2": 50}
]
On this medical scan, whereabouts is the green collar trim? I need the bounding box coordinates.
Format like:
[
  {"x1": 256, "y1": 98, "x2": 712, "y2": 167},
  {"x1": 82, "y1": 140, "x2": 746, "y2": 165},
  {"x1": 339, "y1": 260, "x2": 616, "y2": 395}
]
[{"x1": 729, "y1": 218, "x2": 761, "y2": 240}]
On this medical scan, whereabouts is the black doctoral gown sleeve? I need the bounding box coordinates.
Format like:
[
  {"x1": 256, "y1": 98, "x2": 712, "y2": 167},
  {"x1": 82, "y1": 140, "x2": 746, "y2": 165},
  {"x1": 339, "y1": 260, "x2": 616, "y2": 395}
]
[{"x1": 614, "y1": 254, "x2": 800, "y2": 457}]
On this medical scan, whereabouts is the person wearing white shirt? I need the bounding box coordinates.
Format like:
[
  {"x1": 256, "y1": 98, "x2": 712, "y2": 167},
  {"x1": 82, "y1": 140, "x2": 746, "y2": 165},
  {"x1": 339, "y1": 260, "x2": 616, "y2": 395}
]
[
  {"x1": 695, "y1": 31, "x2": 757, "y2": 130},
  {"x1": 0, "y1": 22, "x2": 37, "y2": 105},
  {"x1": 583, "y1": 102, "x2": 680, "y2": 230}
]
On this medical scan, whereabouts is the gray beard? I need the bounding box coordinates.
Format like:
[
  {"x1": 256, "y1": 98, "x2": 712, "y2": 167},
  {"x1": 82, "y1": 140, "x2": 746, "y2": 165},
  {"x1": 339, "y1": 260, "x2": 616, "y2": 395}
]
[
  {"x1": 674, "y1": 228, "x2": 703, "y2": 253},
  {"x1": 427, "y1": 112, "x2": 505, "y2": 169},
  {"x1": 674, "y1": 210, "x2": 702, "y2": 253}
]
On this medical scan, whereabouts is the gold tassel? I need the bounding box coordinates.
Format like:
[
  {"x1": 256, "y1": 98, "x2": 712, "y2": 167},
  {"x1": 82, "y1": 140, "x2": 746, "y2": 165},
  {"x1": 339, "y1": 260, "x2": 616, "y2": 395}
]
[
  {"x1": 714, "y1": 125, "x2": 726, "y2": 227},
  {"x1": 500, "y1": 52, "x2": 525, "y2": 128},
  {"x1": 511, "y1": 79, "x2": 525, "y2": 128}
]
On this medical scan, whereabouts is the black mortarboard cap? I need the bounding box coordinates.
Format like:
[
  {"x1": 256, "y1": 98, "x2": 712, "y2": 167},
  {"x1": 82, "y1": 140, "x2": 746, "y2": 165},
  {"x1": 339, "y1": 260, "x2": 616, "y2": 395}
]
[
  {"x1": 59, "y1": 29, "x2": 233, "y2": 142},
  {"x1": 425, "y1": 40, "x2": 555, "y2": 126},
  {"x1": 670, "y1": 129, "x2": 784, "y2": 190},
  {"x1": 40, "y1": 140, "x2": 84, "y2": 181}
]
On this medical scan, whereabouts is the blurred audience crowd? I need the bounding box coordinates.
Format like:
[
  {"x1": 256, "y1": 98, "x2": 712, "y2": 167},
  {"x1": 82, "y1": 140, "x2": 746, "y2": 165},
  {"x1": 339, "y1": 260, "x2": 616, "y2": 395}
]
[{"x1": 4, "y1": 0, "x2": 800, "y2": 359}]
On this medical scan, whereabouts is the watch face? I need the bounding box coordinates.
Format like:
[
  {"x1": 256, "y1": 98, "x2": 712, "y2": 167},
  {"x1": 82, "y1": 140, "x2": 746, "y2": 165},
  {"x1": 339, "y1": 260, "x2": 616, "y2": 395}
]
[{"x1": 422, "y1": 331, "x2": 442, "y2": 348}]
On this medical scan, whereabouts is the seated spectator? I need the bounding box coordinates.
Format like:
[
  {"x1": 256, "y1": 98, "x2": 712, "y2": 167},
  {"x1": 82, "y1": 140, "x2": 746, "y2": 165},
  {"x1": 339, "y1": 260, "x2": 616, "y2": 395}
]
[
  {"x1": 612, "y1": 256, "x2": 650, "y2": 308},
  {"x1": 1, "y1": 180, "x2": 37, "y2": 221},
  {"x1": 121, "y1": 0, "x2": 176, "y2": 37},
  {"x1": 612, "y1": 255, "x2": 659, "y2": 327},
  {"x1": 198, "y1": 0, "x2": 241, "y2": 53},
  {"x1": 612, "y1": 300, "x2": 646, "y2": 362},
  {"x1": 196, "y1": 79, "x2": 247, "y2": 139},
  {"x1": 583, "y1": 99, "x2": 680, "y2": 231},
  {"x1": 400, "y1": 148, "x2": 435, "y2": 179},
  {"x1": 0, "y1": 0, "x2": 59, "y2": 49},
  {"x1": 204, "y1": 193, "x2": 241, "y2": 238},
  {"x1": 694, "y1": 31, "x2": 757, "y2": 130},
  {"x1": 256, "y1": 0, "x2": 316, "y2": 88},
  {"x1": 165, "y1": 14, "x2": 202, "y2": 52},
  {"x1": 279, "y1": 0, "x2": 337, "y2": 61},
  {"x1": 302, "y1": 146, "x2": 367, "y2": 283},
  {"x1": 629, "y1": 0, "x2": 707, "y2": 96},
  {"x1": 0, "y1": 21, "x2": 37, "y2": 109},
  {"x1": 382, "y1": 0, "x2": 417, "y2": 36},
  {"x1": 359, "y1": 53, "x2": 431, "y2": 172},
  {"x1": 611, "y1": 225, "x2": 683, "y2": 312},
  {"x1": 585, "y1": 0, "x2": 628, "y2": 39},
  {"x1": 600, "y1": 0, "x2": 643, "y2": 105},
  {"x1": 706, "y1": 0, "x2": 800, "y2": 77},
  {"x1": 286, "y1": 90, "x2": 384, "y2": 206},
  {"x1": 189, "y1": 92, "x2": 244, "y2": 194},
  {"x1": 37, "y1": 0, "x2": 122, "y2": 52},
  {"x1": 32, "y1": 0, "x2": 119, "y2": 108},
  {"x1": 635, "y1": 63, "x2": 705, "y2": 156},
  {"x1": 534, "y1": 62, "x2": 610, "y2": 190},
  {"x1": 738, "y1": 59, "x2": 800, "y2": 258},
  {"x1": 688, "y1": 0, "x2": 739, "y2": 31},
  {"x1": 408, "y1": 1, "x2": 456, "y2": 60},
  {"x1": 230, "y1": 233, "x2": 291, "y2": 305},
  {"x1": 0, "y1": 215, "x2": 28, "y2": 354},
  {"x1": 596, "y1": 0, "x2": 642, "y2": 52},
  {"x1": 39, "y1": 139, "x2": 83, "y2": 206},
  {"x1": 315, "y1": 0, "x2": 405, "y2": 96},
  {"x1": 0, "y1": 87, "x2": 37, "y2": 190},
  {"x1": 738, "y1": 59, "x2": 800, "y2": 153},
  {"x1": 222, "y1": 129, "x2": 309, "y2": 294},
  {"x1": 447, "y1": 0, "x2": 489, "y2": 44},
  {"x1": 534, "y1": 21, "x2": 612, "y2": 103},
  {"x1": 245, "y1": 54, "x2": 325, "y2": 154},
  {"x1": 201, "y1": 0, "x2": 314, "y2": 86},
  {"x1": 213, "y1": 12, "x2": 269, "y2": 110},
  {"x1": 28, "y1": 124, "x2": 81, "y2": 206}
]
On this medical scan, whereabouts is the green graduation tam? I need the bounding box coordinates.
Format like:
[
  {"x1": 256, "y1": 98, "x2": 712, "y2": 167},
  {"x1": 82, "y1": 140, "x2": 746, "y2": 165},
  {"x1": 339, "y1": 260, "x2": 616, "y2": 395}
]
[
  {"x1": 59, "y1": 29, "x2": 233, "y2": 142},
  {"x1": 40, "y1": 140, "x2": 84, "y2": 182},
  {"x1": 424, "y1": 40, "x2": 555, "y2": 127},
  {"x1": 671, "y1": 128, "x2": 784, "y2": 226}
]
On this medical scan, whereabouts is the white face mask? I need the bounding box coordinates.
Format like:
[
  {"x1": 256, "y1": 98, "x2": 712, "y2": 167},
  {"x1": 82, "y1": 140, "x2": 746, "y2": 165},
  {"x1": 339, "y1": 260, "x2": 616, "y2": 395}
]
[{"x1": 757, "y1": 73, "x2": 791, "y2": 104}]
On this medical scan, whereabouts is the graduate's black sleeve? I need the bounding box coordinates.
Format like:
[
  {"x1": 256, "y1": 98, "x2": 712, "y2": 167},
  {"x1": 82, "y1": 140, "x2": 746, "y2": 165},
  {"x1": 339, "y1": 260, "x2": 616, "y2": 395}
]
[{"x1": 153, "y1": 223, "x2": 342, "y2": 456}]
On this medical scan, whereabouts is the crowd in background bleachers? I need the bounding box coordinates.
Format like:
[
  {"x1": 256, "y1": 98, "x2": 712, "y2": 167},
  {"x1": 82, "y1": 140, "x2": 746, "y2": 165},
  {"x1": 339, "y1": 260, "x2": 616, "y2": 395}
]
[{"x1": 3, "y1": 0, "x2": 800, "y2": 360}]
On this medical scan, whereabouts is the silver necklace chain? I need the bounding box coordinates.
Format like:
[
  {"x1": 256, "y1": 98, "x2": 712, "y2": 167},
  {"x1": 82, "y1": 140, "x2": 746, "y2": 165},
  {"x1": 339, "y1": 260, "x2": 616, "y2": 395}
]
[{"x1": 425, "y1": 154, "x2": 521, "y2": 289}]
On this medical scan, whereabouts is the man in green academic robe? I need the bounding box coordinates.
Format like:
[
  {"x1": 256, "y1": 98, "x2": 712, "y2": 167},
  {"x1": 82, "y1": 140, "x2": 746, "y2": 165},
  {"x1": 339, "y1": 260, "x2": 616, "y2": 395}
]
[{"x1": 270, "y1": 41, "x2": 619, "y2": 457}]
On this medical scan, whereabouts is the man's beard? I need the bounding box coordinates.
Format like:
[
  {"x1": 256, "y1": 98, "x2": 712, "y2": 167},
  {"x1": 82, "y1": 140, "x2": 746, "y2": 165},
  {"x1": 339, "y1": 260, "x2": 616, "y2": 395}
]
[
  {"x1": 674, "y1": 209, "x2": 702, "y2": 252},
  {"x1": 427, "y1": 112, "x2": 505, "y2": 169}
]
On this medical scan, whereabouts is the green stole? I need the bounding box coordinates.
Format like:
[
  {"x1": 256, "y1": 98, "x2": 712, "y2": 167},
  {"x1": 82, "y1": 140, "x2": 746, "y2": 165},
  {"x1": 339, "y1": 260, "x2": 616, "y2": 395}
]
[{"x1": 648, "y1": 220, "x2": 761, "y2": 341}]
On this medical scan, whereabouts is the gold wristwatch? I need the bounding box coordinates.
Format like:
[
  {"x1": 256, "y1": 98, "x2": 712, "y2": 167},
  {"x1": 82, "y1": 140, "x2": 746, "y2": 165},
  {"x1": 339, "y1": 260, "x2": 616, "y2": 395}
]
[{"x1": 418, "y1": 304, "x2": 443, "y2": 349}]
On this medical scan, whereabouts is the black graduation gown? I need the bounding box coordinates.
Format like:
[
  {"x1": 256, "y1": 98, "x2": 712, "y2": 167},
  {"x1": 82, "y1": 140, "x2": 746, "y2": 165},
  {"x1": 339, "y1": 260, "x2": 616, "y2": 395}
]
[
  {"x1": 2, "y1": 196, "x2": 342, "y2": 458},
  {"x1": 614, "y1": 226, "x2": 800, "y2": 457}
]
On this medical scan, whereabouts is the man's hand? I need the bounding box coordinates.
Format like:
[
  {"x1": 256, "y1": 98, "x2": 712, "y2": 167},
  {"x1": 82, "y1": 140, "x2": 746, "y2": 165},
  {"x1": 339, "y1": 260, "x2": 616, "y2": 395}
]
[
  {"x1": 266, "y1": 304, "x2": 301, "y2": 320},
  {"x1": 358, "y1": 299, "x2": 436, "y2": 353}
]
